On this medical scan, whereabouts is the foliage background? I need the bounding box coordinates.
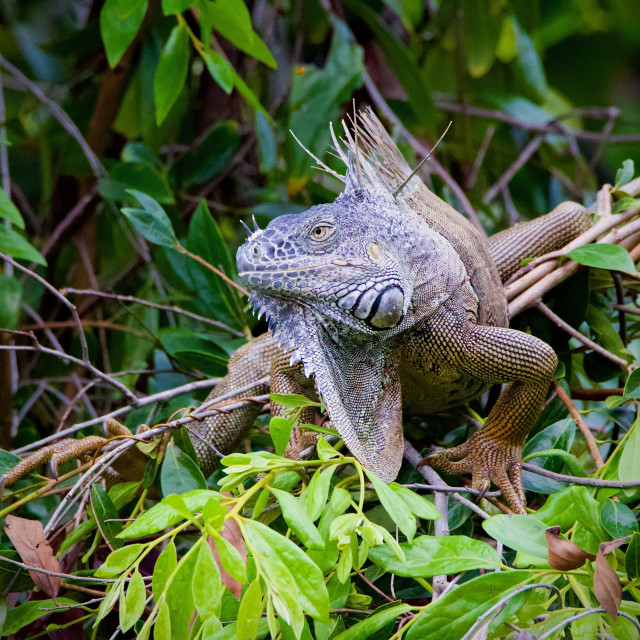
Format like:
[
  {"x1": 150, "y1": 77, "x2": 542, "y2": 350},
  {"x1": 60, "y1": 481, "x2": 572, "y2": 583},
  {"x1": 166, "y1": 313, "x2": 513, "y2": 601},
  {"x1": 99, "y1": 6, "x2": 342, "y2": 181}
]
[{"x1": 1, "y1": 0, "x2": 640, "y2": 638}]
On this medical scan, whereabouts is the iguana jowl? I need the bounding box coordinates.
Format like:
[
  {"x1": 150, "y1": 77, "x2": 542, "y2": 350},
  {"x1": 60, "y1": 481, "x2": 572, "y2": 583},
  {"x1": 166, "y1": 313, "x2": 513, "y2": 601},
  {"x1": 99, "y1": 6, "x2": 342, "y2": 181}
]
[{"x1": 2, "y1": 109, "x2": 590, "y2": 514}]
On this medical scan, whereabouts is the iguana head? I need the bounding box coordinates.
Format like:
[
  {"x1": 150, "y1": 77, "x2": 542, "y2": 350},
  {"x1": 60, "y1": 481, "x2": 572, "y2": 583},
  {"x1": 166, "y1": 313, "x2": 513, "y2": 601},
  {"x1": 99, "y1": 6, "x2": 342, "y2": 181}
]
[{"x1": 237, "y1": 187, "x2": 411, "y2": 338}]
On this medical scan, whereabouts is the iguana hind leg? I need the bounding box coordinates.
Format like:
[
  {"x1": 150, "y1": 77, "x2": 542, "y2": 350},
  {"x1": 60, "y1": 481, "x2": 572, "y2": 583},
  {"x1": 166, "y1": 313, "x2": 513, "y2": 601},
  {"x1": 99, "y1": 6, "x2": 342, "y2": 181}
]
[
  {"x1": 421, "y1": 301, "x2": 557, "y2": 514},
  {"x1": 2, "y1": 333, "x2": 282, "y2": 489},
  {"x1": 487, "y1": 201, "x2": 590, "y2": 282}
]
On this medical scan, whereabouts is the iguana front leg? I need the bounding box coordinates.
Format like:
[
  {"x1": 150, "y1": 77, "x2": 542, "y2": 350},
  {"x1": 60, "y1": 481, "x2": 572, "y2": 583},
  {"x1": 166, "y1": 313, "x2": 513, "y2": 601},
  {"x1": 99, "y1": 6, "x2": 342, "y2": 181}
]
[{"x1": 421, "y1": 299, "x2": 557, "y2": 514}]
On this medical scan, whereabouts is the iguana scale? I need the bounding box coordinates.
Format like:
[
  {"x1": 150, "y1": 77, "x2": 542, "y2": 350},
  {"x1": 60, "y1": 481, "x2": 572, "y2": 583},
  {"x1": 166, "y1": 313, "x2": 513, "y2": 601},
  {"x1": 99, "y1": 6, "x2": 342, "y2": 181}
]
[{"x1": 2, "y1": 109, "x2": 590, "y2": 514}]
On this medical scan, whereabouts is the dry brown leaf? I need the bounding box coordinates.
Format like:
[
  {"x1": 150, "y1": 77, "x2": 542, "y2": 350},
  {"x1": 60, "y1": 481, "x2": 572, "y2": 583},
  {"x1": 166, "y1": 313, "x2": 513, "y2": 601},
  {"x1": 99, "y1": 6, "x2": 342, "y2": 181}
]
[
  {"x1": 5, "y1": 514, "x2": 61, "y2": 599},
  {"x1": 208, "y1": 492, "x2": 247, "y2": 600},
  {"x1": 593, "y1": 542, "x2": 622, "y2": 620},
  {"x1": 545, "y1": 526, "x2": 595, "y2": 571},
  {"x1": 600, "y1": 535, "x2": 631, "y2": 556}
]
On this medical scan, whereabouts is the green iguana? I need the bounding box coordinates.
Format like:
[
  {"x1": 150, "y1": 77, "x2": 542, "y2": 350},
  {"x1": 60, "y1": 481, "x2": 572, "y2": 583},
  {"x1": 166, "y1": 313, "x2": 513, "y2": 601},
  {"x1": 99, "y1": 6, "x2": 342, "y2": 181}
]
[{"x1": 2, "y1": 108, "x2": 590, "y2": 514}]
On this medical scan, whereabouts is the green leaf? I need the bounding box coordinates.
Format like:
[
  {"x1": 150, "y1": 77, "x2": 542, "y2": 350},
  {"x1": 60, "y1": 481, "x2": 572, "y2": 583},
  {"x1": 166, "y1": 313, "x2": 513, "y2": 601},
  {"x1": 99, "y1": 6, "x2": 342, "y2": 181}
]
[
  {"x1": 237, "y1": 578, "x2": 264, "y2": 640},
  {"x1": 601, "y1": 500, "x2": 639, "y2": 538},
  {"x1": 95, "y1": 544, "x2": 144, "y2": 578},
  {"x1": 92, "y1": 485, "x2": 123, "y2": 549},
  {"x1": 624, "y1": 369, "x2": 640, "y2": 397},
  {"x1": 615, "y1": 159, "x2": 635, "y2": 190},
  {"x1": 626, "y1": 532, "x2": 640, "y2": 579},
  {"x1": 160, "y1": 442, "x2": 207, "y2": 496},
  {"x1": 100, "y1": 0, "x2": 147, "y2": 68},
  {"x1": 162, "y1": 0, "x2": 192, "y2": 14},
  {"x1": 210, "y1": 531, "x2": 247, "y2": 583},
  {"x1": 96, "y1": 577, "x2": 125, "y2": 622},
  {"x1": 343, "y1": 0, "x2": 431, "y2": 129},
  {"x1": 0, "y1": 276, "x2": 22, "y2": 330},
  {"x1": 185, "y1": 199, "x2": 243, "y2": 326},
  {"x1": 154, "y1": 24, "x2": 190, "y2": 125},
  {"x1": 200, "y1": 0, "x2": 277, "y2": 69},
  {"x1": 482, "y1": 514, "x2": 549, "y2": 558},
  {"x1": 567, "y1": 244, "x2": 636, "y2": 275},
  {"x1": 333, "y1": 603, "x2": 411, "y2": 640},
  {"x1": 160, "y1": 330, "x2": 230, "y2": 377},
  {"x1": 202, "y1": 49, "x2": 234, "y2": 94},
  {"x1": 388, "y1": 483, "x2": 441, "y2": 520},
  {"x1": 166, "y1": 546, "x2": 197, "y2": 640},
  {"x1": 192, "y1": 540, "x2": 222, "y2": 618},
  {"x1": 118, "y1": 490, "x2": 222, "y2": 538},
  {"x1": 270, "y1": 487, "x2": 325, "y2": 550},
  {"x1": 405, "y1": 571, "x2": 533, "y2": 640},
  {"x1": 120, "y1": 570, "x2": 146, "y2": 632},
  {"x1": 523, "y1": 448, "x2": 586, "y2": 477},
  {"x1": 0, "y1": 188, "x2": 24, "y2": 228},
  {"x1": 365, "y1": 470, "x2": 416, "y2": 542},
  {"x1": 109, "y1": 482, "x2": 142, "y2": 509},
  {"x1": 0, "y1": 227, "x2": 46, "y2": 265},
  {"x1": 2, "y1": 598, "x2": 77, "y2": 635},
  {"x1": 302, "y1": 466, "x2": 336, "y2": 522},
  {"x1": 270, "y1": 393, "x2": 321, "y2": 409},
  {"x1": 122, "y1": 190, "x2": 178, "y2": 248},
  {"x1": 243, "y1": 518, "x2": 330, "y2": 621},
  {"x1": 155, "y1": 600, "x2": 171, "y2": 640},
  {"x1": 317, "y1": 437, "x2": 340, "y2": 461},
  {"x1": 269, "y1": 417, "x2": 293, "y2": 457},
  {"x1": 513, "y1": 19, "x2": 547, "y2": 100},
  {"x1": 255, "y1": 111, "x2": 276, "y2": 172},
  {"x1": 102, "y1": 161, "x2": 174, "y2": 204},
  {"x1": 368, "y1": 535, "x2": 500, "y2": 577},
  {"x1": 533, "y1": 486, "x2": 606, "y2": 554},
  {"x1": 152, "y1": 541, "x2": 177, "y2": 600},
  {"x1": 619, "y1": 416, "x2": 640, "y2": 482},
  {"x1": 163, "y1": 494, "x2": 195, "y2": 521},
  {"x1": 463, "y1": 0, "x2": 502, "y2": 78}
]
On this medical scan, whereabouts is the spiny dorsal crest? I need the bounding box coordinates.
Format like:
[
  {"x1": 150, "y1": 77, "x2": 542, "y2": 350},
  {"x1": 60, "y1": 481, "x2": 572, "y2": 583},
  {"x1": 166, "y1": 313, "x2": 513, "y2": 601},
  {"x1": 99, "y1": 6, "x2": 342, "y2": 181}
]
[{"x1": 293, "y1": 106, "x2": 447, "y2": 204}]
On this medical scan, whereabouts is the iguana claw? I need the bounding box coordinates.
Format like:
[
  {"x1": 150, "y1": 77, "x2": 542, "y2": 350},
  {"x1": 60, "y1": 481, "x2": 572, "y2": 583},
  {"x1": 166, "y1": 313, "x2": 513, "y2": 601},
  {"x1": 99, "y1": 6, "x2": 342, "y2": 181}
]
[{"x1": 420, "y1": 436, "x2": 527, "y2": 514}]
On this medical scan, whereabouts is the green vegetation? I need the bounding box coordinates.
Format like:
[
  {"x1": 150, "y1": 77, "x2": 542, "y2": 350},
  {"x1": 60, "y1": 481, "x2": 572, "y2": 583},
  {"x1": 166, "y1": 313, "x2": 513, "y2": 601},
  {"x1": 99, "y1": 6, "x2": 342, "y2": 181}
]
[{"x1": 1, "y1": 1, "x2": 640, "y2": 638}]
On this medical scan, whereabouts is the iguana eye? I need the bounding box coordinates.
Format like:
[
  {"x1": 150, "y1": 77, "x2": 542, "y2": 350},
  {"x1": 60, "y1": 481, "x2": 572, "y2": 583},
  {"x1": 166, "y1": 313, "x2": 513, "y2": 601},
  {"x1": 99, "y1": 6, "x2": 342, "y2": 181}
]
[{"x1": 310, "y1": 224, "x2": 333, "y2": 241}]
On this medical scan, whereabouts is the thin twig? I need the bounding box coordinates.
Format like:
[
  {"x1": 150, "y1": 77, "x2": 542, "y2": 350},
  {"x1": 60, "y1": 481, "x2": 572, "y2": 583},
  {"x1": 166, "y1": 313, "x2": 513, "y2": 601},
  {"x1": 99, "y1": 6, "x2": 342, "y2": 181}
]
[
  {"x1": 483, "y1": 134, "x2": 544, "y2": 204},
  {"x1": 40, "y1": 190, "x2": 98, "y2": 258},
  {"x1": 12, "y1": 377, "x2": 221, "y2": 455},
  {"x1": 536, "y1": 301, "x2": 627, "y2": 369},
  {"x1": 403, "y1": 483, "x2": 501, "y2": 497},
  {"x1": 539, "y1": 609, "x2": 640, "y2": 638},
  {"x1": 61, "y1": 288, "x2": 244, "y2": 337},
  {"x1": 522, "y1": 463, "x2": 640, "y2": 487},
  {"x1": 461, "y1": 584, "x2": 563, "y2": 640},
  {"x1": 434, "y1": 100, "x2": 640, "y2": 143},
  {"x1": 0, "y1": 252, "x2": 90, "y2": 363},
  {"x1": 0, "y1": 340, "x2": 139, "y2": 405},
  {"x1": 466, "y1": 124, "x2": 495, "y2": 190},
  {"x1": 0, "y1": 55, "x2": 106, "y2": 179},
  {"x1": 0, "y1": 555, "x2": 124, "y2": 583},
  {"x1": 553, "y1": 383, "x2": 604, "y2": 469}
]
